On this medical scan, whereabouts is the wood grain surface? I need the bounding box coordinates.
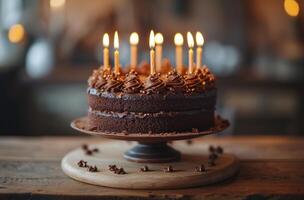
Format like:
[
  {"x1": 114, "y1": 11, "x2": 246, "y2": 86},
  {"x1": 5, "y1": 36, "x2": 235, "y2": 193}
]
[{"x1": 0, "y1": 136, "x2": 304, "y2": 200}]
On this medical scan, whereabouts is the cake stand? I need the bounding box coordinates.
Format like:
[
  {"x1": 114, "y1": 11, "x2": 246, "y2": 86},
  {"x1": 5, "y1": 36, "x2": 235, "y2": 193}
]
[{"x1": 62, "y1": 115, "x2": 240, "y2": 189}]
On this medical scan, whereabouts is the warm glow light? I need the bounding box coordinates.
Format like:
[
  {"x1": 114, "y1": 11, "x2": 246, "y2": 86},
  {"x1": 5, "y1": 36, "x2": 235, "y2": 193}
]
[
  {"x1": 8, "y1": 24, "x2": 25, "y2": 43},
  {"x1": 50, "y1": 0, "x2": 66, "y2": 8},
  {"x1": 130, "y1": 32, "x2": 139, "y2": 45},
  {"x1": 195, "y1": 32, "x2": 204, "y2": 46},
  {"x1": 174, "y1": 33, "x2": 184, "y2": 46},
  {"x1": 187, "y1": 32, "x2": 194, "y2": 48},
  {"x1": 103, "y1": 33, "x2": 109, "y2": 47},
  {"x1": 114, "y1": 31, "x2": 119, "y2": 49},
  {"x1": 284, "y1": 0, "x2": 300, "y2": 17},
  {"x1": 155, "y1": 33, "x2": 164, "y2": 45},
  {"x1": 149, "y1": 30, "x2": 155, "y2": 48}
]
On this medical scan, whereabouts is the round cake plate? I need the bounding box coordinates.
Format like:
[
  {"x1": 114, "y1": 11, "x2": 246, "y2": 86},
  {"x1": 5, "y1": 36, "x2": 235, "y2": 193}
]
[
  {"x1": 70, "y1": 115, "x2": 230, "y2": 163},
  {"x1": 61, "y1": 141, "x2": 240, "y2": 189}
]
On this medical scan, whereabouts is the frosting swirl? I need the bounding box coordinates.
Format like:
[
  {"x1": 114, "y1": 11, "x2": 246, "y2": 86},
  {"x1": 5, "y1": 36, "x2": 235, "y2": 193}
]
[
  {"x1": 88, "y1": 69, "x2": 99, "y2": 87},
  {"x1": 143, "y1": 73, "x2": 166, "y2": 94},
  {"x1": 123, "y1": 71, "x2": 143, "y2": 94},
  {"x1": 165, "y1": 70, "x2": 186, "y2": 93},
  {"x1": 184, "y1": 73, "x2": 204, "y2": 93},
  {"x1": 104, "y1": 74, "x2": 123, "y2": 93}
]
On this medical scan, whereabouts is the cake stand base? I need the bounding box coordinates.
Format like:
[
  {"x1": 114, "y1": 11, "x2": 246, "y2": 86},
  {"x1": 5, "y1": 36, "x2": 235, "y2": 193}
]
[
  {"x1": 124, "y1": 142, "x2": 181, "y2": 163},
  {"x1": 61, "y1": 141, "x2": 239, "y2": 189}
]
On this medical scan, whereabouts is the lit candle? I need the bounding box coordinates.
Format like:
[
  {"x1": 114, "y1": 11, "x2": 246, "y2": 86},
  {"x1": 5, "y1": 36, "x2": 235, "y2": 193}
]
[
  {"x1": 149, "y1": 30, "x2": 156, "y2": 75},
  {"x1": 130, "y1": 32, "x2": 139, "y2": 70},
  {"x1": 102, "y1": 33, "x2": 110, "y2": 70},
  {"x1": 174, "y1": 33, "x2": 184, "y2": 74},
  {"x1": 195, "y1": 32, "x2": 204, "y2": 69},
  {"x1": 114, "y1": 31, "x2": 120, "y2": 75},
  {"x1": 187, "y1": 32, "x2": 194, "y2": 74},
  {"x1": 155, "y1": 33, "x2": 163, "y2": 72}
]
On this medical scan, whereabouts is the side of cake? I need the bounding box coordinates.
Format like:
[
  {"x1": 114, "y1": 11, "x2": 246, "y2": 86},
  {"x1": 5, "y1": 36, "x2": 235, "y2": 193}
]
[{"x1": 87, "y1": 66, "x2": 216, "y2": 134}]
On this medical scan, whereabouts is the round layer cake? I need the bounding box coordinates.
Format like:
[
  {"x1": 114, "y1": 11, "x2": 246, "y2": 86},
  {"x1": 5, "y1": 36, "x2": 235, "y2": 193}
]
[{"x1": 87, "y1": 65, "x2": 216, "y2": 134}]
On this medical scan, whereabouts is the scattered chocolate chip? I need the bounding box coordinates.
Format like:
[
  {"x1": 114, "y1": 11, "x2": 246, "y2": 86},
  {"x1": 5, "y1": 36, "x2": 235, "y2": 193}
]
[
  {"x1": 115, "y1": 167, "x2": 126, "y2": 174},
  {"x1": 209, "y1": 145, "x2": 215, "y2": 153},
  {"x1": 88, "y1": 165, "x2": 98, "y2": 172},
  {"x1": 77, "y1": 160, "x2": 88, "y2": 168},
  {"x1": 108, "y1": 165, "x2": 117, "y2": 171},
  {"x1": 92, "y1": 148, "x2": 99, "y2": 153},
  {"x1": 216, "y1": 146, "x2": 223, "y2": 154},
  {"x1": 163, "y1": 165, "x2": 174, "y2": 173},
  {"x1": 195, "y1": 164, "x2": 206, "y2": 172},
  {"x1": 85, "y1": 150, "x2": 93, "y2": 155},
  {"x1": 140, "y1": 165, "x2": 149, "y2": 172},
  {"x1": 82, "y1": 144, "x2": 88, "y2": 150}
]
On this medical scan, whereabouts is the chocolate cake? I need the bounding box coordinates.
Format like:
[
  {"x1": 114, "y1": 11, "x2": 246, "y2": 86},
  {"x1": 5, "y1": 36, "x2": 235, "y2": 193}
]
[{"x1": 87, "y1": 65, "x2": 216, "y2": 134}]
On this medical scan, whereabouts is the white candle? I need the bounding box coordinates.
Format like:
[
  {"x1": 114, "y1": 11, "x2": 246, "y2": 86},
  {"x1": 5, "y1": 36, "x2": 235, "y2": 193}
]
[
  {"x1": 187, "y1": 32, "x2": 194, "y2": 74},
  {"x1": 149, "y1": 30, "x2": 156, "y2": 75},
  {"x1": 155, "y1": 33, "x2": 163, "y2": 72},
  {"x1": 174, "y1": 33, "x2": 184, "y2": 74},
  {"x1": 102, "y1": 33, "x2": 110, "y2": 70},
  {"x1": 195, "y1": 32, "x2": 205, "y2": 69},
  {"x1": 114, "y1": 31, "x2": 120, "y2": 75},
  {"x1": 129, "y1": 32, "x2": 139, "y2": 70}
]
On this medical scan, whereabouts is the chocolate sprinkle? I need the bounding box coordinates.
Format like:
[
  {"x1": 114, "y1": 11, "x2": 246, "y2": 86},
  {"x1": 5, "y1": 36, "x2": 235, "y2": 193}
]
[
  {"x1": 88, "y1": 165, "x2": 98, "y2": 172},
  {"x1": 77, "y1": 160, "x2": 88, "y2": 168}
]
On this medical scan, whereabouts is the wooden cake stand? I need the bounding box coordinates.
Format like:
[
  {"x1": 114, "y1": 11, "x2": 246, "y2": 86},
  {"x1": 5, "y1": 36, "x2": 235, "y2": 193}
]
[{"x1": 61, "y1": 115, "x2": 240, "y2": 189}]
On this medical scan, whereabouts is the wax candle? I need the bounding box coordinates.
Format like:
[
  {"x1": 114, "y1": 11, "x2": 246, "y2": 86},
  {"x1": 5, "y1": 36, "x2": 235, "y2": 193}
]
[
  {"x1": 195, "y1": 32, "x2": 204, "y2": 69},
  {"x1": 149, "y1": 30, "x2": 156, "y2": 75},
  {"x1": 114, "y1": 31, "x2": 120, "y2": 75},
  {"x1": 102, "y1": 33, "x2": 110, "y2": 70},
  {"x1": 130, "y1": 32, "x2": 139, "y2": 70},
  {"x1": 187, "y1": 32, "x2": 194, "y2": 74},
  {"x1": 155, "y1": 33, "x2": 163, "y2": 72},
  {"x1": 174, "y1": 33, "x2": 184, "y2": 74}
]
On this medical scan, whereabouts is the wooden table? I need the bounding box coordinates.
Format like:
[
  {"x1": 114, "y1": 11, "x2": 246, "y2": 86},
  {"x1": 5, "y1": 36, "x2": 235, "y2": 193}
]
[{"x1": 0, "y1": 136, "x2": 303, "y2": 200}]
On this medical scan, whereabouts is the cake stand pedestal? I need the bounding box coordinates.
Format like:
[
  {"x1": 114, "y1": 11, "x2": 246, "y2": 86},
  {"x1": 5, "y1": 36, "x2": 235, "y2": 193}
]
[
  {"x1": 124, "y1": 142, "x2": 181, "y2": 163},
  {"x1": 62, "y1": 115, "x2": 239, "y2": 189}
]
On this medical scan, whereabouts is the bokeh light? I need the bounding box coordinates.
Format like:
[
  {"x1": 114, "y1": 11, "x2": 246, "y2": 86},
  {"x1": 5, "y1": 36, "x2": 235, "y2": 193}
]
[
  {"x1": 8, "y1": 24, "x2": 25, "y2": 44},
  {"x1": 284, "y1": 0, "x2": 300, "y2": 17}
]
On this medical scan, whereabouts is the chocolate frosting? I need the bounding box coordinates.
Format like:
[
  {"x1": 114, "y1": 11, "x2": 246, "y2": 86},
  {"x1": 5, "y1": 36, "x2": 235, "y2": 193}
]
[
  {"x1": 184, "y1": 73, "x2": 204, "y2": 93},
  {"x1": 104, "y1": 74, "x2": 123, "y2": 93},
  {"x1": 165, "y1": 70, "x2": 186, "y2": 93},
  {"x1": 123, "y1": 71, "x2": 143, "y2": 94},
  {"x1": 88, "y1": 69, "x2": 99, "y2": 87},
  {"x1": 143, "y1": 73, "x2": 166, "y2": 94}
]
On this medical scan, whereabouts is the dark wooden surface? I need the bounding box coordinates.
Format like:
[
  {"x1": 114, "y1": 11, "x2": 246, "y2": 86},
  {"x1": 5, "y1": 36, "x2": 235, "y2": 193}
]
[{"x1": 0, "y1": 136, "x2": 304, "y2": 200}]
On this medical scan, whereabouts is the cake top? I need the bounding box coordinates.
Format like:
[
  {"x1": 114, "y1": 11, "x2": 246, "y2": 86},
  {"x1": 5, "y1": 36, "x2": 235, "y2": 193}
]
[
  {"x1": 88, "y1": 63, "x2": 215, "y2": 95},
  {"x1": 88, "y1": 31, "x2": 214, "y2": 95}
]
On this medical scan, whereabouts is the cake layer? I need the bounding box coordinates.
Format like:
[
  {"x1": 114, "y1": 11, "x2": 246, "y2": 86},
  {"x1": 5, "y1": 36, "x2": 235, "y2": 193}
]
[
  {"x1": 88, "y1": 88, "x2": 217, "y2": 113},
  {"x1": 88, "y1": 109, "x2": 214, "y2": 133}
]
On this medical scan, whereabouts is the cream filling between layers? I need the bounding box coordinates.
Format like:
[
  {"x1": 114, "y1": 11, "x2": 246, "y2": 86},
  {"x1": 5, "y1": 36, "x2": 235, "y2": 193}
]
[{"x1": 89, "y1": 107, "x2": 213, "y2": 119}]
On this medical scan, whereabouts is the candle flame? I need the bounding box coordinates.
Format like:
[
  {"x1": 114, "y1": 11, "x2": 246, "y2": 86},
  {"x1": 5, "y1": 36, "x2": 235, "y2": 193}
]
[
  {"x1": 149, "y1": 30, "x2": 155, "y2": 49},
  {"x1": 130, "y1": 32, "x2": 139, "y2": 45},
  {"x1": 155, "y1": 33, "x2": 164, "y2": 45},
  {"x1": 102, "y1": 33, "x2": 109, "y2": 47},
  {"x1": 284, "y1": 0, "x2": 300, "y2": 17},
  {"x1": 114, "y1": 31, "x2": 119, "y2": 49},
  {"x1": 195, "y1": 32, "x2": 204, "y2": 46},
  {"x1": 187, "y1": 32, "x2": 194, "y2": 48},
  {"x1": 174, "y1": 33, "x2": 183, "y2": 46}
]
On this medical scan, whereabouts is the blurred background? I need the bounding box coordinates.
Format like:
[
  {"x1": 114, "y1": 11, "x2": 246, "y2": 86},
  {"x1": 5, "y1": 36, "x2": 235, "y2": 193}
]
[{"x1": 0, "y1": 0, "x2": 303, "y2": 136}]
